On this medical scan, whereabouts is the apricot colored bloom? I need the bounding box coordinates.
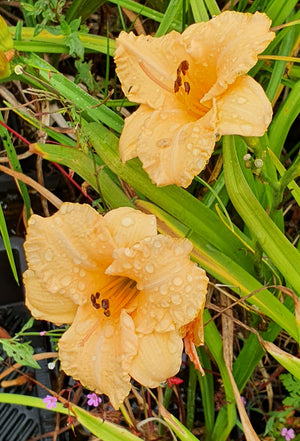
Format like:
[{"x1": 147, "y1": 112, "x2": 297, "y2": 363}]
[
  {"x1": 24, "y1": 203, "x2": 207, "y2": 409},
  {"x1": 115, "y1": 11, "x2": 275, "y2": 187}
]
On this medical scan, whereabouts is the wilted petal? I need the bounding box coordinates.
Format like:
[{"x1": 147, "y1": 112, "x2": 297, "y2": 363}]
[
  {"x1": 107, "y1": 235, "x2": 208, "y2": 333},
  {"x1": 104, "y1": 206, "x2": 157, "y2": 248},
  {"x1": 136, "y1": 105, "x2": 217, "y2": 187},
  {"x1": 129, "y1": 331, "x2": 183, "y2": 387},
  {"x1": 216, "y1": 75, "x2": 273, "y2": 136},
  {"x1": 24, "y1": 203, "x2": 115, "y2": 305},
  {"x1": 59, "y1": 306, "x2": 138, "y2": 409},
  {"x1": 183, "y1": 11, "x2": 274, "y2": 102},
  {"x1": 24, "y1": 269, "x2": 77, "y2": 325},
  {"x1": 115, "y1": 30, "x2": 188, "y2": 108}
]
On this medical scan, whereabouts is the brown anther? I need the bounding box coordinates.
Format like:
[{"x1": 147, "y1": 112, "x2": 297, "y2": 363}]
[
  {"x1": 184, "y1": 81, "x2": 190, "y2": 94},
  {"x1": 104, "y1": 310, "x2": 111, "y2": 317},
  {"x1": 90, "y1": 294, "x2": 96, "y2": 304},
  {"x1": 95, "y1": 292, "x2": 100, "y2": 299},
  {"x1": 101, "y1": 299, "x2": 110, "y2": 310},
  {"x1": 180, "y1": 60, "x2": 189, "y2": 75},
  {"x1": 92, "y1": 303, "x2": 100, "y2": 310}
]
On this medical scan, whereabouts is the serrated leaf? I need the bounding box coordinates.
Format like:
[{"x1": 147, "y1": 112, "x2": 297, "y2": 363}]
[{"x1": 0, "y1": 339, "x2": 40, "y2": 369}]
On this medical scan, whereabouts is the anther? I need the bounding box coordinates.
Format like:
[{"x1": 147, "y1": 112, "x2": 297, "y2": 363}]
[
  {"x1": 184, "y1": 82, "x2": 190, "y2": 94},
  {"x1": 101, "y1": 299, "x2": 110, "y2": 310}
]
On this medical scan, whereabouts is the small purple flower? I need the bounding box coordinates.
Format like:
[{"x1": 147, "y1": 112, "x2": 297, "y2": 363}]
[
  {"x1": 87, "y1": 393, "x2": 102, "y2": 407},
  {"x1": 240, "y1": 396, "x2": 246, "y2": 406},
  {"x1": 281, "y1": 428, "x2": 295, "y2": 441},
  {"x1": 43, "y1": 395, "x2": 57, "y2": 410},
  {"x1": 40, "y1": 331, "x2": 47, "y2": 336}
]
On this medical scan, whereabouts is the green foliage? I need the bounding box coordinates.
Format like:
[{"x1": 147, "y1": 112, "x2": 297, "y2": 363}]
[
  {"x1": 280, "y1": 373, "x2": 300, "y2": 409},
  {"x1": 22, "y1": 0, "x2": 67, "y2": 35},
  {"x1": 0, "y1": 318, "x2": 40, "y2": 369}
]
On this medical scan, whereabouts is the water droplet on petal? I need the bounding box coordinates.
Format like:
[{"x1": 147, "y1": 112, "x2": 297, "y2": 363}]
[
  {"x1": 145, "y1": 263, "x2": 154, "y2": 274},
  {"x1": 45, "y1": 249, "x2": 53, "y2": 261},
  {"x1": 157, "y1": 138, "x2": 170, "y2": 148},
  {"x1": 78, "y1": 281, "x2": 86, "y2": 291},
  {"x1": 171, "y1": 293, "x2": 182, "y2": 305},
  {"x1": 160, "y1": 284, "x2": 168, "y2": 295},
  {"x1": 121, "y1": 216, "x2": 134, "y2": 227},
  {"x1": 61, "y1": 275, "x2": 71, "y2": 287},
  {"x1": 173, "y1": 277, "x2": 183, "y2": 287},
  {"x1": 237, "y1": 97, "x2": 247, "y2": 104},
  {"x1": 241, "y1": 124, "x2": 252, "y2": 135}
]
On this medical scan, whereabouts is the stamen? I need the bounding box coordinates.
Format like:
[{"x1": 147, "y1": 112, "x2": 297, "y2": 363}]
[
  {"x1": 184, "y1": 82, "x2": 190, "y2": 94},
  {"x1": 101, "y1": 298, "x2": 110, "y2": 310},
  {"x1": 174, "y1": 60, "x2": 191, "y2": 95},
  {"x1": 138, "y1": 60, "x2": 173, "y2": 94}
]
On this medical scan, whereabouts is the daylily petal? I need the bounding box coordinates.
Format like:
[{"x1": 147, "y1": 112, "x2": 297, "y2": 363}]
[
  {"x1": 59, "y1": 306, "x2": 138, "y2": 409},
  {"x1": 216, "y1": 75, "x2": 273, "y2": 136},
  {"x1": 107, "y1": 235, "x2": 208, "y2": 333},
  {"x1": 24, "y1": 269, "x2": 77, "y2": 325},
  {"x1": 24, "y1": 203, "x2": 115, "y2": 304},
  {"x1": 182, "y1": 11, "x2": 274, "y2": 102},
  {"x1": 129, "y1": 331, "x2": 183, "y2": 387},
  {"x1": 119, "y1": 104, "x2": 152, "y2": 162},
  {"x1": 115, "y1": 30, "x2": 187, "y2": 108},
  {"x1": 104, "y1": 207, "x2": 157, "y2": 248},
  {"x1": 135, "y1": 105, "x2": 217, "y2": 187}
]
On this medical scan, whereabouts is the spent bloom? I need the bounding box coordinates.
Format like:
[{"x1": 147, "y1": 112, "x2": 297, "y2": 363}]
[
  {"x1": 43, "y1": 395, "x2": 57, "y2": 410},
  {"x1": 87, "y1": 392, "x2": 102, "y2": 407},
  {"x1": 281, "y1": 428, "x2": 295, "y2": 441},
  {"x1": 115, "y1": 11, "x2": 275, "y2": 188},
  {"x1": 24, "y1": 203, "x2": 208, "y2": 408}
]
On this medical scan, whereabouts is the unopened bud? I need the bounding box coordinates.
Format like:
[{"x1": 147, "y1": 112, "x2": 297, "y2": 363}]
[{"x1": 254, "y1": 158, "x2": 264, "y2": 169}]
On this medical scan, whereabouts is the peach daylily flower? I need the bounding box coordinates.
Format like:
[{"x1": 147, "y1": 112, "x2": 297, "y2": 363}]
[
  {"x1": 23, "y1": 203, "x2": 208, "y2": 408},
  {"x1": 115, "y1": 11, "x2": 275, "y2": 188}
]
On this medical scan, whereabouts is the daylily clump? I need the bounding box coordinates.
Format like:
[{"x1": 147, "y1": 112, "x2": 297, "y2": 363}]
[
  {"x1": 115, "y1": 11, "x2": 275, "y2": 187},
  {"x1": 24, "y1": 203, "x2": 208, "y2": 408}
]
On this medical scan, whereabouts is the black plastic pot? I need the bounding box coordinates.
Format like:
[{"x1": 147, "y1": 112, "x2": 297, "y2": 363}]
[{"x1": 0, "y1": 238, "x2": 62, "y2": 441}]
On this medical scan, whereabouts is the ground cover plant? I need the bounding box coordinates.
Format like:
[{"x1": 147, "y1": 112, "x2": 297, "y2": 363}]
[{"x1": 0, "y1": 0, "x2": 299, "y2": 440}]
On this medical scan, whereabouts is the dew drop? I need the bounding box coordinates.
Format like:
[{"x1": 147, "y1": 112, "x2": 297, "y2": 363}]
[
  {"x1": 134, "y1": 260, "x2": 142, "y2": 270},
  {"x1": 237, "y1": 97, "x2": 247, "y2": 104},
  {"x1": 61, "y1": 275, "x2": 71, "y2": 287},
  {"x1": 145, "y1": 263, "x2": 154, "y2": 274},
  {"x1": 54, "y1": 217, "x2": 63, "y2": 226},
  {"x1": 171, "y1": 293, "x2": 182, "y2": 305},
  {"x1": 157, "y1": 138, "x2": 170, "y2": 148},
  {"x1": 45, "y1": 249, "x2": 53, "y2": 262},
  {"x1": 187, "y1": 306, "x2": 195, "y2": 317},
  {"x1": 159, "y1": 284, "x2": 168, "y2": 295},
  {"x1": 154, "y1": 239, "x2": 161, "y2": 248},
  {"x1": 241, "y1": 124, "x2": 252, "y2": 135},
  {"x1": 73, "y1": 267, "x2": 79, "y2": 273},
  {"x1": 121, "y1": 217, "x2": 134, "y2": 227},
  {"x1": 173, "y1": 277, "x2": 183, "y2": 287},
  {"x1": 79, "y1": 269, "x2": 86, "y2": 277},
  {"x1": 185, "y1": 285, "x2": 192, "y2": 293},
  {"x1": 78, "y1": 281, "x2": 86, "y2": 291}
]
